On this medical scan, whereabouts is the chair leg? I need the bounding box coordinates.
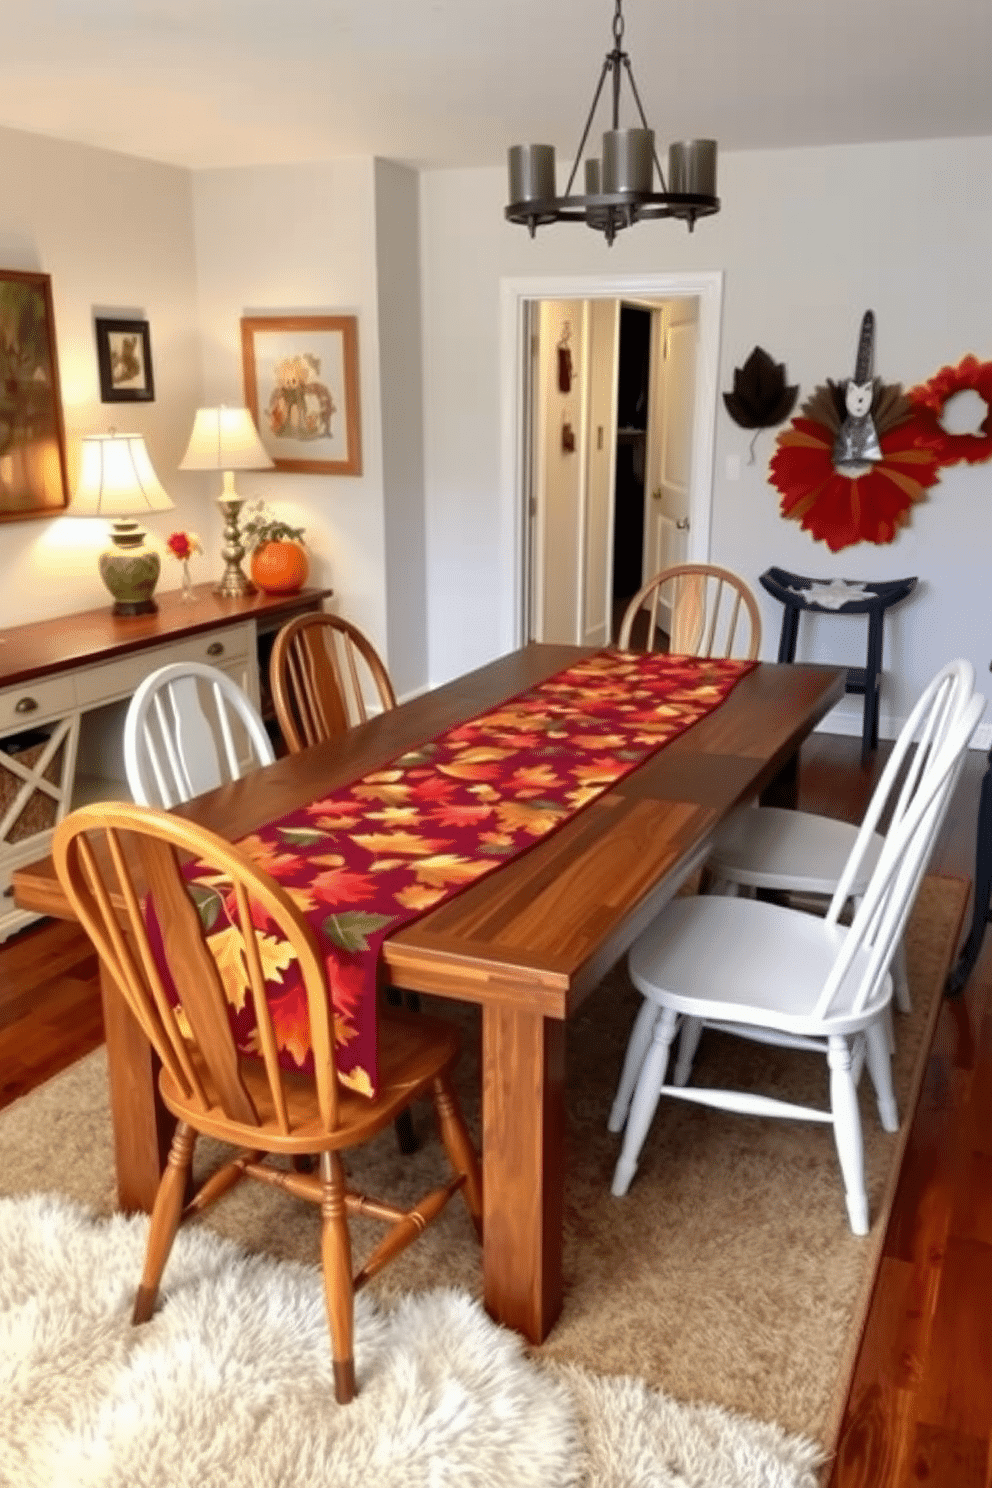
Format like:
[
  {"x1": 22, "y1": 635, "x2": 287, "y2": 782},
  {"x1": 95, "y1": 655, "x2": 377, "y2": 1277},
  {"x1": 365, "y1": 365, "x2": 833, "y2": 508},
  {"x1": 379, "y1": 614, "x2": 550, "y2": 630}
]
[
  {"x1": 608, "y1": 995, "x2": 660, "y2": 1133},
  {"x1": 319, "y1": 1150, "x2": 357, "y2": 1404},
  {"x1": 828, "y1": 1036, "x2": 869, "y2": 1235},
  {"x1": 864, "y1": 1018, "x2": 899, "y2": 1133},
  {"x1": 673, "y1": 1016, "x2": 704, "y2": 1086},
  {"x1": 432, "y1": 1073, "x2": 483, "y2": 1239},
  {"x1": 133, "y1": 1121, "x2": 196, "y2": 1324},
  {"x1": 612, "y1": 1006, "x2": 679, "y2": 1197}
]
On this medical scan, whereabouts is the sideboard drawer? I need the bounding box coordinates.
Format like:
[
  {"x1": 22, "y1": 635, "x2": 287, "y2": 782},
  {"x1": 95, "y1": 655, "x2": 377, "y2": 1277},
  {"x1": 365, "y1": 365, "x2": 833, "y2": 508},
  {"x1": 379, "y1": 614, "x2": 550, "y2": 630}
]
[
  {"x1": 0, "y1": 674, "x2": 77, "y2": 731},
  {"x1": 175, "y1": 622, "x2": 255, "y2": 669},
  {"x1": 74, "y1": 623, "x2": 256, "y2": 708}
]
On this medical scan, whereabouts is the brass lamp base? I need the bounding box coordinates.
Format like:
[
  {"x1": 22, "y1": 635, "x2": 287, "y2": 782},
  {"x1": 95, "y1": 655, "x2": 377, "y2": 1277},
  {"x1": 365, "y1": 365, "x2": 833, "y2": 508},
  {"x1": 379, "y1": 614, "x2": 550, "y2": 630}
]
[{"x1": 214, "y1": 494, "x2": 257, "y2": 599}]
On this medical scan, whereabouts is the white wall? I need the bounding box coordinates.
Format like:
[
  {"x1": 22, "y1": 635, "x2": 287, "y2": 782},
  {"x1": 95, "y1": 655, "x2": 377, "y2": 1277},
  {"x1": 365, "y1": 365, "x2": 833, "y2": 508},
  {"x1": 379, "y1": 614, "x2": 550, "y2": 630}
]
[
  {"x1": 420, "y1": 137, "x2": 992, "y2": 741},
  {"x1": 190, "y1": 158, "x2": 390, "y2": 658},
  {"x1": 374, "y1": 160, "x2": 428, "y2": 696},
  {"x1": 0, "y1": 125, "x2": 203, "y2": 626}
]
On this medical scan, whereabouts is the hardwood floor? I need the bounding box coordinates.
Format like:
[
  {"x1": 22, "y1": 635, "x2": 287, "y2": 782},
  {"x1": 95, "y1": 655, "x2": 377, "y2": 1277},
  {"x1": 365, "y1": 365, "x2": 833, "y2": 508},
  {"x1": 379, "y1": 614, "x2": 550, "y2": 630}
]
[{"x1": 0, "y1": 731, "x2": 989, "y2": 1484}]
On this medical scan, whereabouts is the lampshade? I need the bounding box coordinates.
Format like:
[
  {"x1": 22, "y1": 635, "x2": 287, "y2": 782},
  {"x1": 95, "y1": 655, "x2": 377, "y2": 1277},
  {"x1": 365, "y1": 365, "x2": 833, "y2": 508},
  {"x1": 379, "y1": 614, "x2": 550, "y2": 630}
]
[
  {"x1": 72, "y1": 432, "x2": 174, "y2": 518},
  {"x1": 179, "y1": 406, "x2": 274, "y2": 472},
  {"x1": 71, "y1": 432, "x2": 174, "y2": 617}
]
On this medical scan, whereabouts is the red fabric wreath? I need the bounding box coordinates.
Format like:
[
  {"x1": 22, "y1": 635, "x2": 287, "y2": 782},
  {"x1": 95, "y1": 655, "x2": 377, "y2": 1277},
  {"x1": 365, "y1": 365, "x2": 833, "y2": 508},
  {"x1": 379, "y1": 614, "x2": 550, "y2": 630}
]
[
  {"x1": 906, "y1": 354, "x2": 992, "y2": 467},
  {"x1": 769, "y1": 410, "x2": 943, "y2": 554}
]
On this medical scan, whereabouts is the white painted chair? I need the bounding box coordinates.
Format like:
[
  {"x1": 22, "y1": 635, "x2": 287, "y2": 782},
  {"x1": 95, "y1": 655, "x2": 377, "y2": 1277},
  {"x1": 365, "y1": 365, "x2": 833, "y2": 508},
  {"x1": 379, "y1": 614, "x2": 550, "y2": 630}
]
[
  {"x1": 617, "y1": 563, "x2": 761, "y2": 661},
  {"x1": 607, "y1": 688, "x2": 984, "y2": 1234},
  {"x1": 124, "y1": 661, "x2": 275, "y2": 807},
  {"x1": 697, "y1": 658, "x2": 975, "y2": 1038}
]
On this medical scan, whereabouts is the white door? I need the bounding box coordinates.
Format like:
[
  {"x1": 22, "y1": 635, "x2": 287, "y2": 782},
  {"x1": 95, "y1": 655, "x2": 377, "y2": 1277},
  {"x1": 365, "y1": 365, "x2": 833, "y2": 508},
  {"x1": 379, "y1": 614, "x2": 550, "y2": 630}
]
[
  {"x1": 530, "y1": 299, "x2": 619, "y2": 645},
  {"x1": 531, "y1": 299, "x2": 584, "y2": 643},
  {"x1": 642, "y1": 299, "x2": 699, "y2": 608}
]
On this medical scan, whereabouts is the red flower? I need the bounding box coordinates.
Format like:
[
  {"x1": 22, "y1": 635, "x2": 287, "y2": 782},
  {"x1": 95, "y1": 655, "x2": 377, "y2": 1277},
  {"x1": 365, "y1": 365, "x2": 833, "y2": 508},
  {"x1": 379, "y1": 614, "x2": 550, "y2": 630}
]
[{"x1": 166, "y1": 530, "x2": 202, "y2": 561}]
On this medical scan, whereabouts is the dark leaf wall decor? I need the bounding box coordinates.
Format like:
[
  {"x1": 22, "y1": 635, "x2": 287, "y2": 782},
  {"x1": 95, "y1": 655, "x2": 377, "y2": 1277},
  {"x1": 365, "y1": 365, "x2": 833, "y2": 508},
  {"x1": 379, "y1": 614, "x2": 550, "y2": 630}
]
[{"x1": 723, "y1": 347, "x2": 799, "y2": 429}]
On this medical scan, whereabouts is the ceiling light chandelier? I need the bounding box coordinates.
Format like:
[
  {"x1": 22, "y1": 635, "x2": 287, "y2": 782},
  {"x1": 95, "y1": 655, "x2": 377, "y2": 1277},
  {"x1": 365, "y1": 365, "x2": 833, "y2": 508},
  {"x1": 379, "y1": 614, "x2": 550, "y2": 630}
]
[{"x1": 505, "y1": 0, "x2": 719, "y2": 246}]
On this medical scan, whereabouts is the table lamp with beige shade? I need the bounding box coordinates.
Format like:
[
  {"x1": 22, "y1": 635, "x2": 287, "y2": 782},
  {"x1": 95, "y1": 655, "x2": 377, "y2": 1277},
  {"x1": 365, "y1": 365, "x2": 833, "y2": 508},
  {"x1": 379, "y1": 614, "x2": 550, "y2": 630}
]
[
  {"x1": 179, "y1": 406, "x2": 274, "y2": 598},
  {"x1": 70, "y1": 431, "x2": 175, "y2": 616}
]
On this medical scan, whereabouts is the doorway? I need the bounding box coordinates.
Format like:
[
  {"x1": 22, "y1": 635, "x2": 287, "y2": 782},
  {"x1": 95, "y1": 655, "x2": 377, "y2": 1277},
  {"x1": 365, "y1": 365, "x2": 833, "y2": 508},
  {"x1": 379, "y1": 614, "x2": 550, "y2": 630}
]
[
  {"x1": 612, "y1": 305, "x2": 651, "y2": 633},
  {"x1": 500, "y1": 271, "x2": 723, "y2": 654}
]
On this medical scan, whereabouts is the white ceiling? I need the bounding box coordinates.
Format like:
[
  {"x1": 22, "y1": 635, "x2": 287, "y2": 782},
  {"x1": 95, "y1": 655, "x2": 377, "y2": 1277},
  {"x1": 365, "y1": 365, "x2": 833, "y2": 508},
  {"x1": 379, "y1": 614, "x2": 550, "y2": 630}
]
[{"x1": 2, "y1": 0, "x2": 991, "y2": 172}]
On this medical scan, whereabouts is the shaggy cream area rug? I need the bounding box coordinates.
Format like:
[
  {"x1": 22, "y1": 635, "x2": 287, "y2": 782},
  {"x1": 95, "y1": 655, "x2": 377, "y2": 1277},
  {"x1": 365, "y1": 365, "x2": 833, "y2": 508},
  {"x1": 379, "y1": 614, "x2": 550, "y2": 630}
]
[{"x1": 0, "y1": 1194, "x2": 823, "y2": 1488}]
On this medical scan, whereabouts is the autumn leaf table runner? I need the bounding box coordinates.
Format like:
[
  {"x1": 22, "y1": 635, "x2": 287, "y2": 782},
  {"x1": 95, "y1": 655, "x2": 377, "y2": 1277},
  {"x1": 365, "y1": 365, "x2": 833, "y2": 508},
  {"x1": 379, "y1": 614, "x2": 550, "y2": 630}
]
[{"x1": 156, "y1": 649, "x2": 754, "y2": 1096}]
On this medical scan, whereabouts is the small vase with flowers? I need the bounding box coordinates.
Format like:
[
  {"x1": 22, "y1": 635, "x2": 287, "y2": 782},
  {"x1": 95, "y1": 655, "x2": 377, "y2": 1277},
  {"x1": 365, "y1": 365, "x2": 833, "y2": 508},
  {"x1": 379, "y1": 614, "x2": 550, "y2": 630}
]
[{"x1": 166, "y1": 530, "x2": 203, "y2": 601}]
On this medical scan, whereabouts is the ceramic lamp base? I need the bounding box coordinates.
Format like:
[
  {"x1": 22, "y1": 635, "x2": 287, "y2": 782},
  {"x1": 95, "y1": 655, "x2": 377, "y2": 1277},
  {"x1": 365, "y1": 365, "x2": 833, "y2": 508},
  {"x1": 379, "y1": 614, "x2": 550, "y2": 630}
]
[{"x1": 98, "y1": 521, "x2": 160, "y2": 616}]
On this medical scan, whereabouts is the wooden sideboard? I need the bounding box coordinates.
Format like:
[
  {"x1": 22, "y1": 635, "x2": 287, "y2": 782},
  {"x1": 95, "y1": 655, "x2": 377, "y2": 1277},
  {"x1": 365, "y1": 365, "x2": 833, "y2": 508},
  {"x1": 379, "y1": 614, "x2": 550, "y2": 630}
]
[{"x1": 0, "y1": 583, "x2": 332, "y2": 940}]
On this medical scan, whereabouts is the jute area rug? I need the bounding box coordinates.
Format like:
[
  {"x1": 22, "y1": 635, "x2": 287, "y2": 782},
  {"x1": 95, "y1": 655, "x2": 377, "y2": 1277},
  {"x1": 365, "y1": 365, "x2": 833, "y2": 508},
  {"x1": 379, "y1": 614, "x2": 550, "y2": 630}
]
[{"x1": 0, "y1": 875, "x2": 966, "y2": 1478}]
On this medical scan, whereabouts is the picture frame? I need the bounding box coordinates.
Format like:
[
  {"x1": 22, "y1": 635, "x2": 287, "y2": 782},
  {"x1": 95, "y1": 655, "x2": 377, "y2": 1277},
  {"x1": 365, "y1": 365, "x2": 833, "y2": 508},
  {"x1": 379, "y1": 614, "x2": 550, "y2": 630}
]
[
  {"x1": 0, "y1": 268, "x2": 70, "y2": 522},
  {"x1": 240, "y1": 314, "x2": 362, "y2": 475},
  {"x1": 95, "y1": 316, "x2": 155, "y2": 403}
]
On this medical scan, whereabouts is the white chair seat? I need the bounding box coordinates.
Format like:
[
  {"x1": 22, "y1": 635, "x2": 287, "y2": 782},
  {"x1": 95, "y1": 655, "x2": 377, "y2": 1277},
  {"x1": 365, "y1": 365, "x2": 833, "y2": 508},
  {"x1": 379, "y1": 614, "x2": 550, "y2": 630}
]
[
  {"x1": 708, "y1": 806, "x2": 883, "y2": 898},
  {"x1": 627, "y1": 895, "x2": 889, "y2": 1038}
]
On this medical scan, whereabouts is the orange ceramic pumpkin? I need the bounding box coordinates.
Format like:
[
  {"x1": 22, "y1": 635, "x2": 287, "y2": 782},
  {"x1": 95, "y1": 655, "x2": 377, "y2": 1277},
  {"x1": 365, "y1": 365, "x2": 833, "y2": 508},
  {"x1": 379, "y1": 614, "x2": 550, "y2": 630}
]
[{"x1": 250, "y1": 540, "x2": 309, "y2": 594}]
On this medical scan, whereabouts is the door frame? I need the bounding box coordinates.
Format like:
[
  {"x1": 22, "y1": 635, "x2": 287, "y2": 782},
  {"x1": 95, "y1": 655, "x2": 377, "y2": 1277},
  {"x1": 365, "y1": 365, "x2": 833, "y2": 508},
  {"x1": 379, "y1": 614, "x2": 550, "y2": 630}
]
[{"x1": 499, "y1": 270, "x2": 724, "y2": 652}]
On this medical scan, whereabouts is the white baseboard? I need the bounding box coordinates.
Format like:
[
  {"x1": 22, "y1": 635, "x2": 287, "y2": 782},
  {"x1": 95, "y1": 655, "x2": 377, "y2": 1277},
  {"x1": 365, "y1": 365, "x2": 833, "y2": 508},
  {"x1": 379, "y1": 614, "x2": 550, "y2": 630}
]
[{"x1": 395, "y1": 682, "x2": 431, "y2": 708}]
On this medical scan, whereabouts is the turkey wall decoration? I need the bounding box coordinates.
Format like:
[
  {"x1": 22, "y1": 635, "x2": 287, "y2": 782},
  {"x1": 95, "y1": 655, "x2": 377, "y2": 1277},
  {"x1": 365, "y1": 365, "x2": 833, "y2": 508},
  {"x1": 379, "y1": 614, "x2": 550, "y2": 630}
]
[{"x1": 768, "y1": 311, "x2": 948, "y2": 553}]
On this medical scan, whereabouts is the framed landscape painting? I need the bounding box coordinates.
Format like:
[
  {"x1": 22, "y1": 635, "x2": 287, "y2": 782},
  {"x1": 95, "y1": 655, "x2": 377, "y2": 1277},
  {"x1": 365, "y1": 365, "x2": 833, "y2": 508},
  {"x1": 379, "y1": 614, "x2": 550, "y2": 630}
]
[
  {"x1": 241, "y1": 314, "x2": 362, "y2": 475},
  {"x1": 0, "y1": 269, "x2": 69, "y2": 521}
]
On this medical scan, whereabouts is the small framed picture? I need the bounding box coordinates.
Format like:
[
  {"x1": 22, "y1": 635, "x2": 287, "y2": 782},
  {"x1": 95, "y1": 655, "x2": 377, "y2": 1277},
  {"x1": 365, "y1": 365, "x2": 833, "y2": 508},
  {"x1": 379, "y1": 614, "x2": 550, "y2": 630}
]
[
  {"x1": 241, "y1": 314, "x2": 362, "y2": 475},
  {"x1": 95, "y1": 316, "x2": 155, "y2": 403}
]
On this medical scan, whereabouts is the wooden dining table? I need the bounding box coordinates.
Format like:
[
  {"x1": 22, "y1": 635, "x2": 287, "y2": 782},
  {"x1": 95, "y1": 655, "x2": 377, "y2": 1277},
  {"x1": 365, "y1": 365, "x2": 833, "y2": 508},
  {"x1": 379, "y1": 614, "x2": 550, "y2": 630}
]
[{"x1": 13, "y1": 643, "x2": 845, "y2": 1344}]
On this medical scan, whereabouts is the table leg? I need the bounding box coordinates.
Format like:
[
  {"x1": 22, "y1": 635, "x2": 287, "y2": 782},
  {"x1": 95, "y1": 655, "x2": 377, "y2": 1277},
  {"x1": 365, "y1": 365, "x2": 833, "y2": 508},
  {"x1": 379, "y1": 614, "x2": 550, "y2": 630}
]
[
  {"x1": 99, "y1": 961, "x2": 173, "y2": 1212},
  {"x1": 759, "y1": 749, "x2": 800, "y2": 809},
  {"x1": 480, "y1": 1002, "x2": 566, "y2": 1343},
  {"x1": 946, "y1": 742, "x2": 992, "y2": 997}
]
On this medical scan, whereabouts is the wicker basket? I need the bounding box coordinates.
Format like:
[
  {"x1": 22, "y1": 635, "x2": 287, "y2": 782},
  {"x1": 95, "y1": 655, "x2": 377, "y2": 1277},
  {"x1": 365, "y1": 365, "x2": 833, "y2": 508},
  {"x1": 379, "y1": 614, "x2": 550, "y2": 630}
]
[{"x1": 0, "y1": 736, "x2": 65, "y2": 844}]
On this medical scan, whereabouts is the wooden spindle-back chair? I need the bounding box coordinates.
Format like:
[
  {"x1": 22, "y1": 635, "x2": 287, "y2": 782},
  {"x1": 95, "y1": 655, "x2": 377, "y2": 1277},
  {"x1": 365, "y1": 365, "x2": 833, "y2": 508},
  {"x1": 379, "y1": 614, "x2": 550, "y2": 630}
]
[
  {"x1": 270, "y1": 614, "x2": 397, "y2": 754},
  {"x1": 52, "y1": 801, "x2": 482, "y2": 1405},
  {"x1": 618, "y1": 562, "x2": 761, "y2": 660}
]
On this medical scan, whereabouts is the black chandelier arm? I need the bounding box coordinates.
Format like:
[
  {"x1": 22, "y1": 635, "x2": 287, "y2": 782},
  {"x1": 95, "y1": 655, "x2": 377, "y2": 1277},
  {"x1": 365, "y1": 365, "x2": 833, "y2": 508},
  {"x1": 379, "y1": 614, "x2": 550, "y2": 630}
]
[
  {"x1": 562, "y1": 53, "x2": 617, "y2": 199},
  {"x1": 621, "y1": 56, "x2": 670, "y2": 193}
]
